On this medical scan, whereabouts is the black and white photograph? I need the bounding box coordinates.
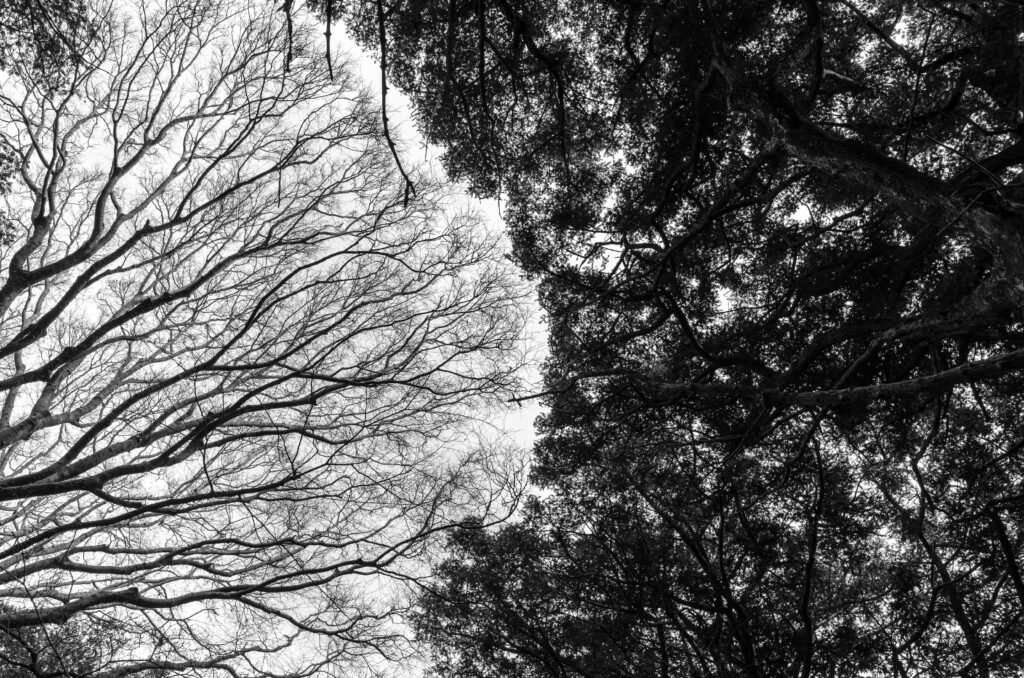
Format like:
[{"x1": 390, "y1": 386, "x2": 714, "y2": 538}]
[{"x1": 1, "y1": 1, "x2": 1023, "y2": 676}]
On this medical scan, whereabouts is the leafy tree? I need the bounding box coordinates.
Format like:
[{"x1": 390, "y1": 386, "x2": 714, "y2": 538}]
[
  {"x1": 0, "y1": 605, "x2": 166, "y2": 677},
  {"x1": 330, "y1": 1, "x2": 1024, "y2": 676},
  {"x1": 0, "y1": 0, "x2": 94, "y2": 87}
]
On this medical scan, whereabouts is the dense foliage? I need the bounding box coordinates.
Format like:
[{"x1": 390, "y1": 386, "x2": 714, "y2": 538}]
[
  {"x1": 330, "y1": 1, "x2": 1024, "y2": 676},
  {"x1": 0, "y1": 607, "x2": 165, "y2": 677},
  {"x1": 0, "y1": 0, "x2": 93, "y2": 86}
]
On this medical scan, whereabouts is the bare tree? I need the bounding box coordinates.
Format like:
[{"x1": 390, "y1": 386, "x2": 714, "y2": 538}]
[{"x1": 0, "y1": 0, "x2": 529, "y2": 674}]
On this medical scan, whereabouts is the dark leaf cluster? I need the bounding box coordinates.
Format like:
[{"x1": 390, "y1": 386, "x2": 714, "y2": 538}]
[
  {"x1": 334, "y1": 1, "x2": 1024, "y2": 676},
  {"x1": 0, "y1": 0, "x2": 94, "y2": 89}
]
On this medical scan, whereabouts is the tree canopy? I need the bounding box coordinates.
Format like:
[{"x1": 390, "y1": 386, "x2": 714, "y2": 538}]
[{"x1": 330, "y1": 1, "x2": 1024, "y2": 676}]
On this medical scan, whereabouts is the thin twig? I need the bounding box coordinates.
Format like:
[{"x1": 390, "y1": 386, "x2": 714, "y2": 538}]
[
  {"x1": 376, "y1": 0, "x2": 415, "y2": 207},
  {"x1": 325, "y1": 0, "x2": 334, "y2": 79}
]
